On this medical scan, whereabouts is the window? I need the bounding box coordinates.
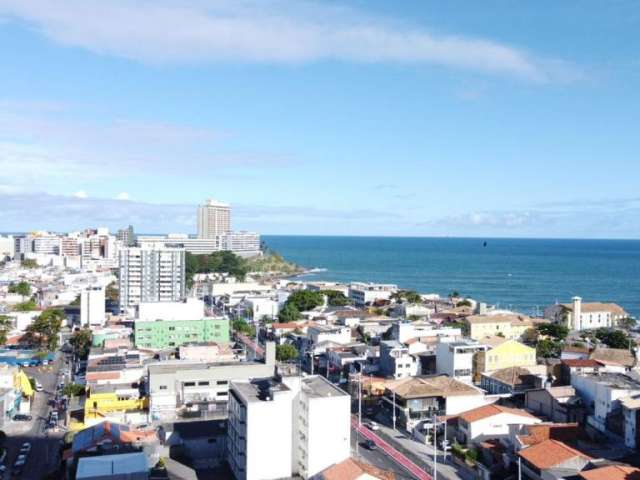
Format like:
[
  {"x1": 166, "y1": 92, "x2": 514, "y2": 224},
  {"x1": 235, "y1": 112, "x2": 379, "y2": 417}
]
[
  {"x1": 198, "y1": 381, "x2": 210, "y2": 386},
  {"x1": 217, "y1": 380, "x2": 228, "y2": 385},
  {"x1": 184, "y1": 382, "x2": 196, "y2": 387},
  {"x1": 159, "y1": 385, "x2": 167, "y2": 390}
]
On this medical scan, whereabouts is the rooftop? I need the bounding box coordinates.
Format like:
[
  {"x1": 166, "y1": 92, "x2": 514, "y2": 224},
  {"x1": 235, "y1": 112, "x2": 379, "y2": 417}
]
[
  {"x1": 387, "y1": 375, "x2": 482, "y2": 399},
  {"x1": 76, "y1": 452, "x2": 148, "y2": 478},
  {"x1": 301, "y1": 375, "x2": 348, "y2": 399},
  {"x1": 561, "y1": 302, "x2": 626, "y2": 315},
  {"x1": 519, "y1": 439, "x2": 590, "y2": 469},
  {"x1": 459, "y1": 403, "x2": 538, "y2": 423},
  {"x1": 466, "y1": 314, "x2": 535, "y2": 325},
  {"x1": 518, "y1": 423, "x2": 585, "y2": 446},
  {"x1": 580, "y1": 465, "x2": 640, "y2": 480},
  {"x1": 576, "y1": 372, "x2": 640, "y2": 390},
  {"x1": 233, "y1": 377, "x2": 290, "y2": 403}
]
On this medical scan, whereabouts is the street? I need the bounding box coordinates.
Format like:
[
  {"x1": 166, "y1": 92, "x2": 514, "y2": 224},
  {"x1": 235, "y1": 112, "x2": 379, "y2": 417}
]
[{"x1": 2, "y1": 353, "x2": 66, "y2": 479}]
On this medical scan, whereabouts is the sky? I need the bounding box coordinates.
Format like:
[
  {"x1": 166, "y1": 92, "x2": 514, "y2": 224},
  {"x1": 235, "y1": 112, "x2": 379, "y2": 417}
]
[{"x1": 0, "y1": 0, "x2": 639, "y2": 238}]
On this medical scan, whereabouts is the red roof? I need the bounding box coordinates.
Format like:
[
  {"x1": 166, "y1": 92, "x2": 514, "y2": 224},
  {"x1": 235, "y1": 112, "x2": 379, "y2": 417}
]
[
  {"x1": 580, "y1": 465, "x2": 640, "y2": 480},
  {"x1": 562, "y1": 359, "x2": 602, "y2": 368},
  {"x1": 460, "y1": 404, "x2": 538, "y2": 423},
  {"x1": 519, "y1": 439, "x2": 590, "y2": 469}
]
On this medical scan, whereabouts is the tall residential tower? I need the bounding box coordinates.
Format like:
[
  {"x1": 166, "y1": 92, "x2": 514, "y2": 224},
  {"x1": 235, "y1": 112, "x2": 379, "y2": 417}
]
[{"x1": 197, "y1": 199, "x2": 231, "y2": 239}]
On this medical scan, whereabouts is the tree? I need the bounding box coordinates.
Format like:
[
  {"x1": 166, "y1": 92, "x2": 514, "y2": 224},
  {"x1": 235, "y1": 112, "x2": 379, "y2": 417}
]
[
  {"x1": 276, "y1": 344, "x2": 299, "y2": 362},
  {"x1": 232, "y1": 319, "x2": 255, "y2": 337},
  {"x1": 449, "y1": 290, "x2": 460, "y2": 298},
  {"x1": 618, "y1": 317, "x2": 637, "y2": 331},
  {"x1": 456, "y1": 299, "x2": 472, "y2": 308},
  {"x1": 391, "y1": 290, "x2": 422, "y2": 304},
  {"x1": 278, "y1": 303, "x2": 300, "y2": 323},
  {"x1": 321, "y1": 290, "x2": 350, "y2": 307},
  {"x1": 14, "y1": 299, "x2": 37, "y2": 312},
  {"x1": 0, "y1": 315, "x2": 12, "y2": 345},
  {"x1": 21, "y1": 259, "x2": 38, "y2": 269},
  {"x1": 63, "y1": 383, "x2": 86, "y2": 397},
  {"x1": 105, "y1": 282, "x2": 119, "y2": 302},
  {"x1": 8, "y1": 281, "x2": 31, "y2": 297},
  {"x1": 185, "y1": 251, "x2": 250, "y2": 288},
  {"x1": 25, "y1": 308, "x2": 64, "y2": 351},
  {"x1": 70, "y1": 328, "x2": 92, "y2": 359},
  {"x1": 536, "y1": 339, "x2": 562, "y2": 358},
  {"x1": 286, "y1": 290, "x2": 324, "y2": 312},
  {"x1": 69, "y1": 295, "x2": 81, "y2": 307},
  {"x1": 594, "y1": 328, "x2": 632, "y2": 349},
  {"x1": 537, "y1": 323, "x2": 569, "y2": 341}
]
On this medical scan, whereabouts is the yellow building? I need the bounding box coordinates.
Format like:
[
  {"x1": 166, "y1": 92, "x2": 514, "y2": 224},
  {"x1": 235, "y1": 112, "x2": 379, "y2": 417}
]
[
  {"x1": 474, "y1": 337, "x2": 537, "y2": 379},
  {"x1": 84, "y1": 385, "x2": 147, "y2": 425},
  {"x1": 465, "y1": 314, "x2": 538, "y2": 341}
]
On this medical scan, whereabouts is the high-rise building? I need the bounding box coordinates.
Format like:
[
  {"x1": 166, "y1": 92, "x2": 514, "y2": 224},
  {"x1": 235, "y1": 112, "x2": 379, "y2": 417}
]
[
  {"x1": 80, "y1": 287, "x2": 106, "y2": 327},
  {"x1": 118, "y1": 244, "x2": 186, "y2": 310},
  {"x1": 228, "y1": 374, "x2": 350, "y2": 480},
  {"x1": 117, "y1": 225, "x2": 136, "y2": 247},
  {"x1": 197, "y1": 199, "x2": 231, "y2": 239}
]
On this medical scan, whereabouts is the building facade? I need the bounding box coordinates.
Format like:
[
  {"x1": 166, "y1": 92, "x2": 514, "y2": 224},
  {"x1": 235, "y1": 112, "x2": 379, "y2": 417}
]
[
  {"x1": 134, "y1": 316, "x2": 230, "y2": 350},
  {"x1": 544, "y1": 297, "x2": 627, "y2": 331},
  {"x1": 197, "y1": 199, "x2": 231, "y2": 239},
  {"x1": 80, "y1": 286, "x2": 106, "y2": 327},
  {"x1": 118, "y1": 245, "x2": 186, "y2": 310}
]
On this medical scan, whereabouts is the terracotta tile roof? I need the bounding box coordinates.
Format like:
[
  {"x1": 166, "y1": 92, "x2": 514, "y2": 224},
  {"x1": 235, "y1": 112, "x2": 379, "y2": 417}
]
[
  {"x1": 562, "y1": 359, "x2": 602, "y2": 368},
  {"x1": 319, "y1": 457, "x2": 395, "y2": 480},
  {"x1": 86, "y1": 371, "x2": 120, "y2": 381},
  {"x1": 580, "y1": 465, "x2": 640, "y2": 480},
  {"x1": 387, "y1": 375, "x2": 481, "y2": 399},
  {"x1": 465, "y1": 314, "x2": 535, "y2": 326},
  {"x1": 518, "y1": 423, "x2": 584, "y2": 446},
  {"x1": 561, "y1": 302, "x2": 626, "y2": 315},
  {"x1": 486, "y1": 366, "x2": 538, "y2": 387},
  {"x1": 460, "y1": 404, "x2": 538, "y2": 423},
  {"x1": 518, "y1": 439, "x2": 590, "y2": 469}
]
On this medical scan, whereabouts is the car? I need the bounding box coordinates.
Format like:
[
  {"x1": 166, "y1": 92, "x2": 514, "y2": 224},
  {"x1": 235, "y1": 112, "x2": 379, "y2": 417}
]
[
  {"x1": 35, "y1": 381, "x2": 43, "y2": 392},
  {"x1": 13, "y1": 455, "x2": 26, "y2": 467},
  {"x1": 19, "y1": 443, "x2": 31, "y2": 453},
  {"x1": 12, "y1": 414, "x2": 32, "y2": 422},
  {"x1": 365, "y1": 421, "x2": 380, "y2": 431},
  {"x1": 363, "y1": 439, "x2": 377, "y2": 450}
]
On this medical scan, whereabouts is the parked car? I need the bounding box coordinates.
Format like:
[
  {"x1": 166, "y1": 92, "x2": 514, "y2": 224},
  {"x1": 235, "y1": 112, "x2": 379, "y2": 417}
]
[
  {"x1": 12, "y1": 414, "x2": 32, "y2": 422},
  {"x1": 363, "y1": 439, "x2": 377, "y2": 450},
  {"x1": 35, "y1": 381, "x2": 43, "y2": 392},
  {"x1": 13, "y1": 455, "x2": 26, "y2": 467},
  {"x1": 19, "y1": 443, "x2": 31, "y2": 454}
]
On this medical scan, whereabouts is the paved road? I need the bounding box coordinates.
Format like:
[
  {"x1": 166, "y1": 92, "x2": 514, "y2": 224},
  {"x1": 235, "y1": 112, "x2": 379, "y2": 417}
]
[
  {"x1": 352, "y1": 417, "x2": 431, "y2": 480},
  {"x1": 352, "y1": 424, "x2": 413, "y2": 480},
  {"x1": 2, "y1": 354, "x2": 65, "y2": 479}
]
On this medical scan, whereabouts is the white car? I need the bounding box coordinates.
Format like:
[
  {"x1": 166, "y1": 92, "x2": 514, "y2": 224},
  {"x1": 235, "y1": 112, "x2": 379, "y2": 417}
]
[{"x1": 366, "y1": 421, "x2": 380, "y2": 431}]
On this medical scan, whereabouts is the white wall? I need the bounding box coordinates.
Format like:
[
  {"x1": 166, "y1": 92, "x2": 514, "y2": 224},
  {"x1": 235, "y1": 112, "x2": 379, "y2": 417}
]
[{"x1": 138, "y1": 298, "x2": 204, "y2": 321}]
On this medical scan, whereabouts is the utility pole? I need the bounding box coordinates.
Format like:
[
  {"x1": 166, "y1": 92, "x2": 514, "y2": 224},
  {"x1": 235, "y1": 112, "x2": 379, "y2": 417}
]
[
  {"x1": 433, "y1": 413, "x2": 438, "y2": 480},
  {"x1": 392, "y1": 390, "x2": 396, "y2": 430},
  {"x1": 358, "y1": 373, "x2": 362, "y2": 427},
  {"x1": 518, "y1": 455, "x2": 522, "y2": 480}
]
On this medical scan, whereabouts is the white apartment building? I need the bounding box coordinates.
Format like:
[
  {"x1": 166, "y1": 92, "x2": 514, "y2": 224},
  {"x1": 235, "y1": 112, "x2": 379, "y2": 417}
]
[
  {"x1": 348, "y1": 282, "x2": 397, "y2": 307},
  {"x1": 544, "y1": 296, "x2": 627, "y2": 330},
  {"x1": 118, "y1": 244, "x2": 186, "y2": 311},
  {"x1": 80, "y1": 286, "x2": 106, "y2": 327},
  {"x1": 0, "y1": 235, "x2": 15, "y2": 260},
  {"x1": 228, "y1": 374, "x2": 350, "y2": 480},
  {"x1": 436, "y1": 338, "x2": 489, "y2": 384},
  {"x1": 307, "y1": 324, "x2": 352, "y2": 345},
  {"x1": 138, "y1": 232, "x2": 260, "y2": 258},
  {"x1": 380, "y1": 340, "x2": 420, "y2": 379},
  {"x1": 392, "y1": 321, "x2": 462, "y2": 343},
  {"x1": 31, "y1": 233, "x2": 61, "y2": 255},
  {"x1": 198, "y1": 199, "x2": 231, "y2": 239}
]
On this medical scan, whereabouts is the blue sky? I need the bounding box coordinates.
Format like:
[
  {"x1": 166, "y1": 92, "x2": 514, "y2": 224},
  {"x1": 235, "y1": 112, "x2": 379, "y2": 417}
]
[{"x1": 0, "y1": 0, "x2": 639, "y2": 237}]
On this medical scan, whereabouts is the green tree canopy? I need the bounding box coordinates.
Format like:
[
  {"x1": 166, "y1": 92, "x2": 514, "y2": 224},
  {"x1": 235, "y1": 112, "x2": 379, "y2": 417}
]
[
  {"x1": 286, "y1": 290, "x2": 324, "y2": 312},
  {"x1": 14, "y1": 299, "x2": 37, "y2": 312},
  {"x1": 536, "y1": 339, "x2": 562, "y2": 358},
  {"x1": 276, "y1": 343, "x2": 299, "y2": 362},
  {"x1": 278, "y1": 303, "x2": 300, "y2": 323},
  {"x1": 63, "y1": 383, "x2": 86, "y2": 397},
  {"x1": 8, "y1": 281, "x2": 31, "y2": 297},
  {"x1": 25, "y1": 308, "x2": 64, "y2": 351},
  {"x1": 320, "y1": 290, "x2": 350, "y2": 307},
  {"x1": 232, "y1": 319, "x2": 256, "y2": 337},
  {"x1": 70, "y1": 327, "x2": 93, "y2": 359},
  {"x1": 618, "y1": 317, "x2": 637, "y2": 331},
  {"x1": 594, "y1": 328, "x2": 632, "y2": 349},
  {"x1": 456, "y1": 299, "x2": 472, "y2": 308},
  {"x1": 185, "y1": 251, "x2": 250, "y2": 288},
  {"x1": 21, "y1": 259, "x2": 38, "y2": 269},
  {"x1": 105, "y1": 282, "x2": 119, "y2": 302},
  {"x1": 0, "y1": 315, "x2": 12, "y2": 345},
  {"x1": 391, "y1": 290, "x2": 422, "y2": 304},
  {"x1": 537, "y1": 323, "x2": 569, "y2": 341}
]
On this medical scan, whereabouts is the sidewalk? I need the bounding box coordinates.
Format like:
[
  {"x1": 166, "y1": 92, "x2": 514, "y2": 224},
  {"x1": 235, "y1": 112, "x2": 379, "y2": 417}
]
[{"x1": 373, "y1": 422, "x2": 475, "y2": 480}]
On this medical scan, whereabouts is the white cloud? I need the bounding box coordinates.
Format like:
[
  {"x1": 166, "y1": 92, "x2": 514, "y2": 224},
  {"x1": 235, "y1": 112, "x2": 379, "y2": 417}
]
[
  {"x1": 0, "y1": 0, "x2": 579, "y2": 82},
  {"x1": 115, "y1": 192, "x2": 130, "y2": 201},
  {"x1": 73, "y1": 190, "x2": 88, "y2": 199}
]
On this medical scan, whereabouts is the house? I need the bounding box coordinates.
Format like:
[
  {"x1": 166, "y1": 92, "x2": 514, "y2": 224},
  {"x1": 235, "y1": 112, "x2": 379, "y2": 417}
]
[
  {"x1": 308, "y1": 324, "x2": 352, "y2": 345},
  {"x1": 561, "y1": 345, "x2": 591, "y2": 360},
  {"x1": 480, "y1": 366, "x2": 546, "y2": 395},
  {"x1": 544, "y1": 297, "x2": 627, "y2": 331},
  {"x1": 84, "y1": 383, "x2": 147, "y2": 426},
  {"x1": 435, "y1": 338, "x2": 488, "y2": 384},
  {"x1": 579, "y1": 464, "x2": 640, "y2": 480},
  {"x1": 518, "y1": 439, "x2": 591, "y2": 480},
  {"x1": 314, "y1": 457, "x2": 395, "y2": 480},
  {"x1": 379, "y1": 341, "x2": 419, "y2": 379},
  {"x1": 621, "y1": 394, "x2": 640, "y2": 449},
  {"x1": 456, "y1": 404, "x2": 541, "y2": 446},
  {"x1": 391, "y1": 321, "x2": 460, "y2": 343},
  {"x1": 76, "y1": 452, "x2": 149, "y2": 480},
  {"x1": 474, "y1": 337, "x2": 537, "y2": 379},
  {"x1": 464, "y1": 314, "x2": 538, "y2": 342},
  {"x1": 525, "y1": 386, "x2": 585, "y2": 423},
  {"x1": 589, "y1": 348, "x2": 636, "y2": 370},
  {"x1": 561, "y1": 359, "x2": 605, "y2": 384},
  {"x1": 382, "y1": 375, "x2": 490, "y2": 430},
  {"x1": 348, "y1": 282, "x2": 397, "y2": 307},
  {"x1": 571, "y1": 372, "x2": 640, "y2": 442},
  {"x1": 514, "y1": 423, "x2": 587, "y2": 449}
]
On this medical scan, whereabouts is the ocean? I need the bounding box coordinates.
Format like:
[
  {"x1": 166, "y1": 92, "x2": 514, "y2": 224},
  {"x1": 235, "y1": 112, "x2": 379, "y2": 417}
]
[{"x1": 262, "y1": 236, "x2": 640, "y2": 318}]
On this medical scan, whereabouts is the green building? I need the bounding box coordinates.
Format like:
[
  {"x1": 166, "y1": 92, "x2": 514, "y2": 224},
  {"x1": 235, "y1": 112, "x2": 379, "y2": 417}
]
[{"x1": 134, "y1": 317, "x2": 230, "y2": 349}]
